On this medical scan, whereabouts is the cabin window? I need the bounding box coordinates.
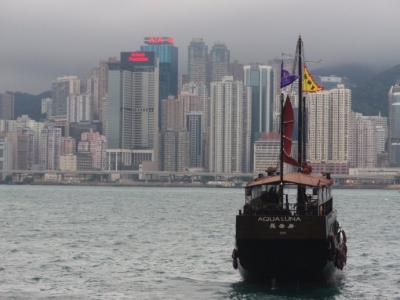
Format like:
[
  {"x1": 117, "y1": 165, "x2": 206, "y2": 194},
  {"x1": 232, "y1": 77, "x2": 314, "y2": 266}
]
[{"x1": 248, "y1": 184, "x2": 280, "y2": 209}]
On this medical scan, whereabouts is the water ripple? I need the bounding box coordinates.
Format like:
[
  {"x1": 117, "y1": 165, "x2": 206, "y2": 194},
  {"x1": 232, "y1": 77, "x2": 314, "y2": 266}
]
[{"x1": 0, "y1": 185, "x2": 398, "y2": 299}]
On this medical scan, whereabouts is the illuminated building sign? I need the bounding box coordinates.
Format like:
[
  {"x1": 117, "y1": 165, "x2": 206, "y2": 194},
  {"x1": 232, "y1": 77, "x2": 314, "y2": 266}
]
[
  {"x1": 121, "y1": 52, "x2": 155, "y2": 70},
  {"x1": 128, "y1": 52, "x2": 149, "y2": 62},
  {"x1": 144, "y1": 37, "x2": 174, "y2": 44}
]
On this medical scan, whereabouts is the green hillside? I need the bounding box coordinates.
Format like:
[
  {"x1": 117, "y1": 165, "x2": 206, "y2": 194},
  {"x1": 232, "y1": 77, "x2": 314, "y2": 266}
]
[
  {"x1": 351, "y1": 65, "x2": 400, "y2": 116},
  {"x1": 316, "y1": 64, "x2": 400, "y2": 116},
  {"x1": 14, "y1": 91, "x2": 50, "y2": 121}
]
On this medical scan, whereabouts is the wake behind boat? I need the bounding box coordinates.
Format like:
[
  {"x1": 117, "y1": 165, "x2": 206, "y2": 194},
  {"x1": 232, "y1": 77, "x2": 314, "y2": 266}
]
[{"x1": 232, "y1": 37, "x2": 347, "y2": 282}]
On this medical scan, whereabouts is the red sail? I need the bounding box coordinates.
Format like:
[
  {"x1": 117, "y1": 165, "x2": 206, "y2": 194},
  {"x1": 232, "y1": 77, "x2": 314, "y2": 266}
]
[{"x1": 282, "y1": 97, "x2": 300, "y2": 167}]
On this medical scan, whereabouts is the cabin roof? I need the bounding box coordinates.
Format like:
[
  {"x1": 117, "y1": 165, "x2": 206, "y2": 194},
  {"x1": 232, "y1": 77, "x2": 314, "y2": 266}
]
[{"x1": 246, "y1": 172, "x2": 333, "y2": 188}]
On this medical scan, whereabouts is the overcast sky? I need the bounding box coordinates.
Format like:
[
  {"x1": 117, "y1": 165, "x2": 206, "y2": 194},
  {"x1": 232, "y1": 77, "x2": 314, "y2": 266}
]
[{"x1": 1, "y1": 0, "x2": 399, "y2": 94}]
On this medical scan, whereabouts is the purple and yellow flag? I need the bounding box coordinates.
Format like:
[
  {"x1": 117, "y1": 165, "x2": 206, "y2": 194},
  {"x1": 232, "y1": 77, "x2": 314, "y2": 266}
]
[
  {"x1": 280, "y1": 62, "x2": 298, "y2": 88},
  {"x1": 303, "y1": 65, "x2": 323, "y2": 93}
]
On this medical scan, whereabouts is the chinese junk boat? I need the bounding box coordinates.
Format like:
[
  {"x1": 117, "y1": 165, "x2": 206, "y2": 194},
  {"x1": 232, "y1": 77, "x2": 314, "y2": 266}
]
[{"x1": 232, "y1": 37, "x2": 347, "y2": 281}]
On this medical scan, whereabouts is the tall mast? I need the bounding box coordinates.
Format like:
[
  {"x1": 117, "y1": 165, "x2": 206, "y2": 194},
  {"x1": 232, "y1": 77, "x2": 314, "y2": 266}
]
[
  {"x1": 297, "y1": 36, "x2": 303, "y2": 169},
  {"x1": 280, "y1": 92, "x2": 284, "y2": 193},
  {"x1": 296, "y1": 36, "x2": 306, "y2": 212}
]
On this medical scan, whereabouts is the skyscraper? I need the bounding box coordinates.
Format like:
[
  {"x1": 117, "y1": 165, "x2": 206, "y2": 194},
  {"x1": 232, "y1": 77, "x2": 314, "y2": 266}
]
[
  {"x1": 141, "y1": 37, "x2": 178, "y2": 101},
  {"x1": 186, "y1": 112, "x2": 203, "y2": 168},
  {"x1": 51, "y1": 76, "x2": 80, "y2": 118},
  {"x1": 388, "y1": 83, "x2": 400, "y2": 166},
  {"x1": 188, "y1": 38, "x2": 208, "y2": 84},
  {"x1": 103, "y1": 52, "x2": 160, "y2": 171},
  {"x1": 0, "y1": 92, "x2": 15, "y2": 120},
  {"x1": 209, "y1": 43, "x2": 230, "y2": 82},
  {"x1": 209, "y1": 76, "x2": 251, "y2": 173},
  {"x1": 159, "y1": 96, "x2": 188, "y2": 171},
  {"x1": 104, "y1": 62, "x2": 121, "y2": 149},
  {"x1": 243, "y1": 64, "x2": 275, "y2": 141},
  {"x1": 120, "y1": 51, "x2": 159, "y2": 152},
  {"x1": 86, "y1": 59, "x2": 111, "y2": 123}
]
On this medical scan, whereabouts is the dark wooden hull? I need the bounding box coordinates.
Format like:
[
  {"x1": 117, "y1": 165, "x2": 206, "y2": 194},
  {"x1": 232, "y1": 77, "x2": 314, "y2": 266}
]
[
  {"x1": 236, "y1": 239, "x2": 334, "y2": 281},
  {"x1": 234, "y1": 212, "x2": 337, "y2": 281}
]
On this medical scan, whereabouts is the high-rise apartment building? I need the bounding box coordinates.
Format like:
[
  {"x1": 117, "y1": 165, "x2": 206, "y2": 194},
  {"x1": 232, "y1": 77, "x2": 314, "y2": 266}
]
[
  {"x1": 160, "y1": 96, "x2": 186, "y2": 171},
  {"x1": 51, "y1": 76, "x2": 80, "y2": 118},
  {"x1": 349, "y1": 112, "x2": 377, "y2": 168},
  {"x1": 188, "y1": 38, "x2": 208, "y2": 84},
  {"x1": 1, "y1": 115, "x2": 44, "y2": 170},
  {"x1": 209, "y1": 76, "x2": 251, "y2": 173},
  {"x1": 13, "y1": 115, "x2": 44, "y2": 168},
  {"x1": 0, "y1": 137, "x2": 12, "y2": 178},
  {"x1": 86, "y1": 59, "x2": 114, "y2": 123},
  {"x1": 67, "y1": 94, "x2": 91, "y2": 123},
  {"x1": 41, "y1": 97, "x2": 53, "y2": 117},
  {"x1": 61, "y1": 136, "x2": 76, "y2": 155},
  {"x1": 159, "y1": 93, "x2": 207, "y2": 170},
  {"x1": 182, "y1": 82, "x2": 209, "y2": 127},
  {"x1": 209, "y1": 43, "x2": 230, "y2": 83},
  {"x1": 161, "y1": 130, "x2": 189, "y2": 172},
  {"x1": 307, "y1": 84, "x2": 351, "y2": 174},
  {"x1": 79, "y1": 130, "x2": 107, "y2": 170},
  {"x1": 368, "y1": 113, "x2": 387, "y2": 154},
  {"x1": 7, "y1": 128, "x2": 35, "y2": 170},
  {"x1": 253, "y1": 132, "x2": 297, "y2": 173},
  {"x1": 388, "y1": 83, "x2": 400, "y2": 166},
  {"x1": 39, "y1": 126, "x2": 62, "y2": 170},
  {"x1": 0, "y1": 92, "x2": 15, "y2": 120},
  {"x1": 160, "y1": 96, "x2": 185, "y2": 131},
  {"x1": 229, "y1": 60, "x2": 244, "y2": 81},
  {"x1": 20, "y1": 129, "x2": 35, "y2": 170},
  {"x1": 186, "y1": 112, "x2": 203, "y2": 168},
  {"x1": 141, "y1": 37, "x2": 178, "y2": 101}
]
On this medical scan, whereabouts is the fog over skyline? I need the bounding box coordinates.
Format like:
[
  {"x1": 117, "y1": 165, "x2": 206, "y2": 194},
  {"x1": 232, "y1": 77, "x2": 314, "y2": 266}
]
[{"x1": 1, "y1": 0, "x2": 399, "y2": 94}]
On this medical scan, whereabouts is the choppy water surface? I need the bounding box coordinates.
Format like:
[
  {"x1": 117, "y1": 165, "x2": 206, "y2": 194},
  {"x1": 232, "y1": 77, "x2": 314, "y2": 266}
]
[{"x1": 0, "y1": 185, "x2": 399, "y2": 299}]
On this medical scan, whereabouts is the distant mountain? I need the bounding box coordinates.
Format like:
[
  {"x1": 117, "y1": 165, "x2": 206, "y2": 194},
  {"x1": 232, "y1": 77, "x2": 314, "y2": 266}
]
[
  {"x1": 14, "y1": 91, "x2": 50, "y2": 121},
  {"x1": 315, "y1": 64, "x2": 400, "y2": 116},
  {"x1": 351, "y1": 64, "x2": 400, "y2": 116},
  {"x1": 314, "y1": 63, "x2": 376, "y2": 87}
]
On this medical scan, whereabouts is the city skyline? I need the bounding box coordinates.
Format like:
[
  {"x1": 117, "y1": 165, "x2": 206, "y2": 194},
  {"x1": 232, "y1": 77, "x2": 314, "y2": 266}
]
[
  {"x1": 0, "y1": 40, "x2": 396, "y2": 175},
  {"x1": 1, "y1": 0, "x2": 400, "y2": 93}
]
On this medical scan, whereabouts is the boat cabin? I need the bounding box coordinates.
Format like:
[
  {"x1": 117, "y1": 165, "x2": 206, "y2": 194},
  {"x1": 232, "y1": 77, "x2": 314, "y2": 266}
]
[{"x1": 243, "y1": 172, "x2": 333, "y2": 217}]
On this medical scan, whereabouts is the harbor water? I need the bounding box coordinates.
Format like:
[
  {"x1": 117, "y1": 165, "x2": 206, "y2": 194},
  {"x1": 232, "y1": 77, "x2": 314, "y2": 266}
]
[{"x1": 0, "y1": 185, "x2": 399, "y2": 299}]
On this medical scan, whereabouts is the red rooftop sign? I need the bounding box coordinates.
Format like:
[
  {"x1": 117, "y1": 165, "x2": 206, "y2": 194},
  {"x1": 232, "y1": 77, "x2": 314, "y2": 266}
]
[
  {"x1": 128, "y1": 52, "x2": 149, "y2": 62},
  {"x1": 144, "y1": 37, "x2": 174, "y2": 44}
]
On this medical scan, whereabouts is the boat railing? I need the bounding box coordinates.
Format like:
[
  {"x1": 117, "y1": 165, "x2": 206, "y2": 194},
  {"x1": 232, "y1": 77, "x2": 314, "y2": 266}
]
[
  {"x1": 242, "y1": 202, "x2": 320, "y2": 217},
  {"x1": 242, "y1": 195, "x2": 335, "y2": 217}
]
